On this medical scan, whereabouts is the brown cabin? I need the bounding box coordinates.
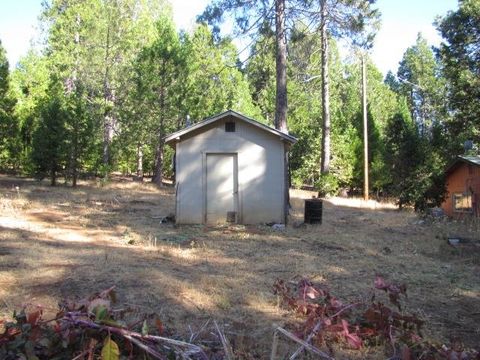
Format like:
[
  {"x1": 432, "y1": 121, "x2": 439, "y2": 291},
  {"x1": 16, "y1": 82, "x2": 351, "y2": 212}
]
[{"x1": 441, "y1": 155, "x2": 480, "y2": 218}]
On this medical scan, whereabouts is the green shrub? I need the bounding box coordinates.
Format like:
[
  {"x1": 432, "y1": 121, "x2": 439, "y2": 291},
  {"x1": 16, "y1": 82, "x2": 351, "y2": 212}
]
[{"x1": 315, "y1": 173, "x2": 339, "y2": 197}]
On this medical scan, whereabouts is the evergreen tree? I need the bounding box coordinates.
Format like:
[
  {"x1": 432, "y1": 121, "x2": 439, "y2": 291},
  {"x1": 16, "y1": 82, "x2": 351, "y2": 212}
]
[
  {"x1": 384, "y1": 98, "x2": 446, "y2": 209},
  {"x1": 10, "y1": 52, "x2": 50, "y2": 169},
  {"x1": 0, "y1": 39, "x2": 19, "y2": 170},
  {"x1": 133, "y1": 15, "x2": 184, "y2": 185},
  {"x1": 64, "y1": 85, "x2": 96, "y2": 186},
  {"x1": 199, "y1": 0, "x2": 289, "y2": 132},
  {"x1": 245, "y1": 28, "x2": 276, "y2": 124},
  {"x1": 436, "y1": 0, "x2": 480, "y2": 151},
  {"x1": 41, "y1": 0, "x2": 167, "y2": 172},
  {"x1": 309, "y1": 0, "x2": 380, "y2": 174},
  {"x1": 31, "y1": 80, "x2": 68, "y2": 186},
  {"x1": 384, "y1": 70, "x2": 400, "y2": 93},
  {"x1": 384, "y1": 100, "x2": 418, "y2": 207},
  {"x1": 183, "y1": 24, "x2": 258, "y2": 122},
  {"x1": 397, "y1": 34, "x2": 445, "y2": 136},
  {"x1": 385, "y1": 34, "x2": 450, "y2": 208}
]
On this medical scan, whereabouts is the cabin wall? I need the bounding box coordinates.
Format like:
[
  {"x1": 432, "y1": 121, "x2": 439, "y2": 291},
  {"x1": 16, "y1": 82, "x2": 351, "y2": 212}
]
[
  {"x1": 175, "y1": 115, "x2": 285, "y2": 224},
  {"x1": 442, "y1": 163, "x2": 480, "y2": 218}
]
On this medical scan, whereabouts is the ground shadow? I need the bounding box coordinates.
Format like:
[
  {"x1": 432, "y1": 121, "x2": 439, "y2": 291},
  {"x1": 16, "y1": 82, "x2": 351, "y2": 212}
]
[{"x1": 0, "y1": 175, "x2": 479, "y2": 357}]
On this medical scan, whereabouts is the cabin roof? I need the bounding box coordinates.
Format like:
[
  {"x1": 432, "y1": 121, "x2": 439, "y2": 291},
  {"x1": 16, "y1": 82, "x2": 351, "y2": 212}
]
[
  {"x1": 164, "y1": 110, "x2": 298, "y2": 145},
  {"x1": 445, "y1": 155, "x2": 480, "y2": 174}
]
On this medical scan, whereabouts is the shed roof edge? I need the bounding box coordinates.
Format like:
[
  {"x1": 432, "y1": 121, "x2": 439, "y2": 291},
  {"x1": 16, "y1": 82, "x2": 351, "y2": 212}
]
[{"x1": 164, "y1": 110, "x2": 298, "y2": 144}]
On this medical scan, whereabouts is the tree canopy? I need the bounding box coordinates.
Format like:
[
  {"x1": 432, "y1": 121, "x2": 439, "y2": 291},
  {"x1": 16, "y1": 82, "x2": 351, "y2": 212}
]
[{"x1": 0, "y1": 0, "x2": 476, "y2": 210}]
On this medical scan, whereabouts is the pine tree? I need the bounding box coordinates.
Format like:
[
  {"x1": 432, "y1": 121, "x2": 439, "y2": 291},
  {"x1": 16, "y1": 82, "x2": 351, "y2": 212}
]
[
  {"x1": 31, "y1": 80, "x2": 68, "y2": 186},
  {"x1": 64, "y1": 85, "x2": 95, "y2": 186},
  {"x1": 133, "y1": 15, "x2": 184, "y2": 185},
  {"x1": 0, "y1": 39, "x2": 18, "y2": 170},
  {"x1": 314, "y1": 0, "x2": 380, "y2": 174},
  {"x1": 199, "y1": 0, "x2": 289, "y2": 132},
  {"x1": 436, "y1": 0, "x2": 480, "y2": 151},
  {"x1": 41, "y1": 0, "x2": 168, "y2": 173},
  {"x1": 10, "y1": 52, "x2": 50, "y2": 169},
  {"x1": 397, "y1": 34, "x2": 445, "y2": 136}
]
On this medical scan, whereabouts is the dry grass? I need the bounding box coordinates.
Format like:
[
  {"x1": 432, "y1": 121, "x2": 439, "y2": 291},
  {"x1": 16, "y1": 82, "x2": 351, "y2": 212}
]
[{"x1": 0, "y1": 175, "x2": 479, "y2": 358}]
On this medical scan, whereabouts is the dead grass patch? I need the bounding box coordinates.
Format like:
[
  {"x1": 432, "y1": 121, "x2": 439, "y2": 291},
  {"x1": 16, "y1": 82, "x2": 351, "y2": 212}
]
[{"x1": 0, "y1": 174, "x2": 478, "y2": 357}]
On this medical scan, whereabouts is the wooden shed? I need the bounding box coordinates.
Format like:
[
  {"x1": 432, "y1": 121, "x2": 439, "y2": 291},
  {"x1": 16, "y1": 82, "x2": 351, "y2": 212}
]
[
  {"x1": 165, "y1": 110, "x2": 297, "y2": 224},
  {"x1": 441, "y1": 155, "x2": 480, "y2": 218}
]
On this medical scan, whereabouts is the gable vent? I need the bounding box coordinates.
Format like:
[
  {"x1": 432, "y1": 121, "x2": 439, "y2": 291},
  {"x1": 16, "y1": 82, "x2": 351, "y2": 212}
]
[{"x1": 225, "y1": 121, "x2": 236, "y2": 132}]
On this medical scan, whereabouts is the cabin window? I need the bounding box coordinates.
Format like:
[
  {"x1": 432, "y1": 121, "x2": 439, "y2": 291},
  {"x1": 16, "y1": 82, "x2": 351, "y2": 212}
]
[
  {"x1": 225, "y1": 122, "x2": 236, "y2": 132},
  {"x1": 453, "y1": 193, "x2": 472, "y2": 212}
]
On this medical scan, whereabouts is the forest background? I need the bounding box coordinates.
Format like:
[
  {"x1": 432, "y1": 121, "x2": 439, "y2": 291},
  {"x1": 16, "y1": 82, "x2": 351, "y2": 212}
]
[{"x1": 0, "y1": 0, "x2": 478, "y2": 210}]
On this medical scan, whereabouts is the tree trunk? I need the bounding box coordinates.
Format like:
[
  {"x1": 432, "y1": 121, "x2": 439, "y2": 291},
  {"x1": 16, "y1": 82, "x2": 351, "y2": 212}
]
[
  {"x1": 72, "y1": 132, "x2": 78, "y2": 187},
  {"x1": 320, "y1": 0, "x2": 331, "y2": 174},
  {"x1": 102, "y1": 19, "x2": 114, "y2": 168},
  {"x1": 152, "y1": 138, "x2": 164, "y2": 185},
  {"x1": 152, "y1": 76, "x2": 166, "y2": 186},
  {"x1": 274, "y1": 0, "x2": 290, "y2": 223},
  {"x1": 362, "y1": 54, "x2": 369, "y2": 200},
  {"x1": 103, "y1": 114, "x2": 113, "y2": 166},
  {"x1": 274, "y1": 0, "x2": 288, "y2": 133},
  {"x1": 136, "y1": 143, "x2": 143, "y2": 181},
  {"x1": 70, "y1": 13, "x2": 80, "y2": 187},
  {"x1": 50, "y1": 166, "x2": 56, "y2": 186}
]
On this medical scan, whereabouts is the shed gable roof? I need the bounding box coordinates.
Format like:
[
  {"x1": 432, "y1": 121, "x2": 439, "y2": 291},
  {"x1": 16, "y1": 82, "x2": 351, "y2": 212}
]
[
  {"x1": 165, "y1": 110, "x2": 297, "y2": 144},
  {"x1": 445, "y1": 155, "x2": 480, "y2": 174}
]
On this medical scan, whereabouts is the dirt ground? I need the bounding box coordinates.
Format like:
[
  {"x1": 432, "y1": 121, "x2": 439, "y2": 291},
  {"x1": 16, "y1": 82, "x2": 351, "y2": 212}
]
[{"x1": 0, "y1": 174, "x2": 479, "y2": 358}]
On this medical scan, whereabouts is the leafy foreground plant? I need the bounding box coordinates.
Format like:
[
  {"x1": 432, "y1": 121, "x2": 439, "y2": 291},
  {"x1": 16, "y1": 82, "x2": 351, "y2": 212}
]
[
  {"x1": 0, "y1": 286, "x2": 228, "y2": 360},
  {"x1": 1, "y1": 280, "x2": 478, "y2": 359},
  {"x1": 273, "y1": 276, "x2": 479, "y2": 360}
]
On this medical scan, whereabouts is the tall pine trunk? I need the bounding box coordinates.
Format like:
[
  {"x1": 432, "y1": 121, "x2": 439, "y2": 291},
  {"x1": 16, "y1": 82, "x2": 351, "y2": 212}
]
[
  {"x1": 50, "y1": 165, "x2": 56, "y2": 186},
  {"x1": 275, "y1": 0, "x2": 290, "y2": 223},
  {"x1": 70, "y1": 13, "x2": 80, "y2": 187},
  {"x1": 320, "y1": 0, "x2": 331, "y2": 174},
  {"x1": 102, "y1": 19, "x2": 114, "y2": 168},
  {"x1": 136, "y1": 143, "x2": 143, "y2": 181},
  {"x1": 71, "y1": 126, "x2": 78, "y2": 187},
  {"x1": 152, "y1": 74, "x2": 166, "y2": 186},
  {"x1": 275, "y1": 0, "x2": 288, "y2": 133},
  {"x1": 152, "y1": 138, "x2": 164, "y2": 185},
  {"x1": 103, "y1": 112, "x2": 114, "y2": 166}
]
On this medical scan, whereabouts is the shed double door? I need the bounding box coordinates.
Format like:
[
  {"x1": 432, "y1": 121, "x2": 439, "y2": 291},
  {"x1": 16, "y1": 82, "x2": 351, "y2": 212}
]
[{"x1": 205, "y1": 153, "x2": 238, "y2": 224}]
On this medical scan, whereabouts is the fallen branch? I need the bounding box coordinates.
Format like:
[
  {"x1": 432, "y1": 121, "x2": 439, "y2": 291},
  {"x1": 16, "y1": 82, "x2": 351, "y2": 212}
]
[
  {"x1": 67, "y1": 316, "x2": 209, "y2": 360},
  {"x1": 274, "y1": 326, "x2": 334, "y2": 360},
  {"x1": 214, "y1": 320, "x2": 234, "y2": 360},
  {"x1": 71, "y1": 348, "x2": 90, "y2": 360},
  {"x1": 190, "y1": 319, "x2": 211, "y2": 343},
  {"x1": 289, "y1": 320, "x2": 323, "y2": 359},
  {"x1": 289, "y1": 302, "x2": 361, "y2": 359},
  {"x1": 122, "y1": 334, "x2": 165, "y2": 359},
  {"x1": 270, "y1": 328, "x2": 279, "y2": 360}
]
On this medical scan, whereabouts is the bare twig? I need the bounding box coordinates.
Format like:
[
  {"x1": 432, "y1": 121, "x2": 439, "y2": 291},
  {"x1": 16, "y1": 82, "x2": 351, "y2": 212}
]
[
  {"x1": 275, "y1": 326, "x2": 334, "y2": 360},
  {"x1": 270, "y1": 329, "x2": 279, "y2": 360},
  {"x1": 123, "y1": 334, "x2": 165, "y2": 359},
  {"x1": 190, "y1": 319, "x2": 211, "y2": 343},
  {"x1": 289, "y1": 303, "x2": 360, "y2": 359},
  {"x1": 71, "y1": 349, "x2": 90, "y2": 360},
  {"x1": 66, "y1": 316, "x2": 209, "y2": 360},
  {"x1": 214, "y1": 320, "x2": 234, "y2": 360},
  {"x1": 140, "y1": 333, "x2": 206, "y2": 357},
  {"x1": 330, "y1": 303, "x2": 360, "y2": 319},
  {"x1": 289, "y1": 320, "x2": 323, "y2": 359}
]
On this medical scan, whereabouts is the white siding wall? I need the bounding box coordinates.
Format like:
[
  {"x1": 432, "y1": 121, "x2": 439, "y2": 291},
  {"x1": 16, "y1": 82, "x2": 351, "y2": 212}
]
[{"x1": 175, "y1": 116, "x2": 285, "y2": 224}]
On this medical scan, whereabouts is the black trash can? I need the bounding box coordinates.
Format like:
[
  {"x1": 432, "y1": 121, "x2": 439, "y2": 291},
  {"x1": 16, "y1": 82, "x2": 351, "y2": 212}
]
[{"x1": 304, "y1": 199, "x2": 323, "y2": 224}]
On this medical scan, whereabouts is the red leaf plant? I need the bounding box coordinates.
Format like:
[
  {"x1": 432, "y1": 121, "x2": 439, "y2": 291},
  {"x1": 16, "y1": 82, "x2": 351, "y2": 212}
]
[
  {"x1": 0, "y1": 286, "x2": 209, "y2": 359},
  {"x1": 273, "y1": 275, "x2": 478, "y2": 359}
]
